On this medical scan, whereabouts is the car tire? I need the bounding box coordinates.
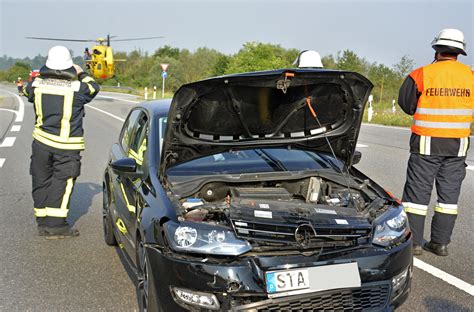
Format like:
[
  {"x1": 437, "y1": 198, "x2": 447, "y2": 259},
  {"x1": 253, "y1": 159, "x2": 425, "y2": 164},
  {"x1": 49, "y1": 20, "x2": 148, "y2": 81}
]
[
  {"x1": 103, "y1": 184, "x2": 117, "y2": 246},
  {"x1": 137, "y1": 237, "x2": 161, "y2": 312}
]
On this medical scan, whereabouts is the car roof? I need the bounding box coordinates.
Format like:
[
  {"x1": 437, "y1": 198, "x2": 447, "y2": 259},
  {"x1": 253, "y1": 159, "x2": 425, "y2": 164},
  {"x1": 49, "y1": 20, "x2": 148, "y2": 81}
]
[{"x1": 139, "y1": 99, "x2": 172, "y2": 116}]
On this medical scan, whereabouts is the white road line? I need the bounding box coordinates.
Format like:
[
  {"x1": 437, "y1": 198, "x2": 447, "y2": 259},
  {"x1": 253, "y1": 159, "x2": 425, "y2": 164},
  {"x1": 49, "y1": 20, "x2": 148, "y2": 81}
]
[
  {"x1": 0, "y1": 108, "x2": 18, "y2": 114},
  {"x1": 85, "y1": 104, "x2": 125, "y2": 122},
  {"x1": 0, "y1": 137, "x2": 16, "y2": 147},
  {"x1": 0, "y1": 158, "x2": 5, "y2": 168},
  {"x1": 362, "y1": 122, "x2": 474, "y2": 139},
  {"x1": 467, "y1": 165, "x2": 474, "y2": 171},
  {"x1": 356, "y1": 144, "x2": 368, "y2": 148},
  {"x1": 101, "y1": 91, "x2": 138, "y2": 98},
  {"x1": 362, "y1": 123, "x2": 411, "y2": 131},
  {"x1": 97, "y1": 95, "x2": 140, "y2": 104},
  {"x1": 0, "y1": 90, "x2": 25, "y2": 122},
  {"x1": 413, "y1": 258, "x2": 474, "y2": 296},
  {"x1": 10, "y1": 125, "x2": 21, "y2": 132}
]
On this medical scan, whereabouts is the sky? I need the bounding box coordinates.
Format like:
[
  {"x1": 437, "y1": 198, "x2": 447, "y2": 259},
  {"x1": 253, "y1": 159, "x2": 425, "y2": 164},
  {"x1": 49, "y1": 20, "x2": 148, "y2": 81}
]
[{"x1": 0, "y1": 0, "x2": 473, "y2": 69}]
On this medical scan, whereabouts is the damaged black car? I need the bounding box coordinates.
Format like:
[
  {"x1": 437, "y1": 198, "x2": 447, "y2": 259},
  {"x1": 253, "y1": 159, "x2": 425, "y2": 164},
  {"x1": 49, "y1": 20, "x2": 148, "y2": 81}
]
[{"x1": 102, "y1": 69, "x2": 413, "y2": 311}]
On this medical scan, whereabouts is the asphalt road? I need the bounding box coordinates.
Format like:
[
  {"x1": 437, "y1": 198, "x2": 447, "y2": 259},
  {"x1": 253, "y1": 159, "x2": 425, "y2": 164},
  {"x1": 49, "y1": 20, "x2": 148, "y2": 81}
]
[{"x1": 0, "y1": 84, "x2": 472, "y2": 311}]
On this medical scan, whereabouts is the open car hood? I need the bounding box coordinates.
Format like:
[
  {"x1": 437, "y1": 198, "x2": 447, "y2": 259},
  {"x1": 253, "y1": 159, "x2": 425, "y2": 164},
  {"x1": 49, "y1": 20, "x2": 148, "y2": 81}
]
[{"x1": 160, "y1": 69, "x2": 373, "y2": 175}]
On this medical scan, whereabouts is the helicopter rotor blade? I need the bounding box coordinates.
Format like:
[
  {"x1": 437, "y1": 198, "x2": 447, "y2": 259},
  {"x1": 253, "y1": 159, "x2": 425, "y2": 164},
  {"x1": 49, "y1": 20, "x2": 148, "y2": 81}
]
[
  {"x1": 111, "y1": 36, "x2": 164, "y2": 42},
  {"x1": 25, "y1": 37, "x2": 96, "y2": 42}
]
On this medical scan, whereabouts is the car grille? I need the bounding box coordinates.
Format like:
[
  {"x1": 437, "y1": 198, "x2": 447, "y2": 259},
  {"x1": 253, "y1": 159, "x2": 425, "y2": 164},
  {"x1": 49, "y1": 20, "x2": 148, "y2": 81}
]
[
  {"x1": 233, "y1": 284, "x2": 390, "y2": 311},
  {"x1": 232, "y1": 219, "x2": 371, "y2": 248}
]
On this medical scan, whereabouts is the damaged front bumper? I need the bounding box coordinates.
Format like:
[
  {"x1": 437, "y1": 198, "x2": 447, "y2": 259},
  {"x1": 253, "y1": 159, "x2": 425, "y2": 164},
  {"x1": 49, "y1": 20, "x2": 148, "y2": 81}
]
[{"x1": 145, "y1": 239, "x2": 412, "y2": 311}]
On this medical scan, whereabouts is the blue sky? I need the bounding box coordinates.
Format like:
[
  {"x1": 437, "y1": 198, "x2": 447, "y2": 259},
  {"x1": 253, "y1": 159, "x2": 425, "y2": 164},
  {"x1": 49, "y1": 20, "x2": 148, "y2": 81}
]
[{"x1": 1, "y1": 0, "x2": 472, "y2": 68}]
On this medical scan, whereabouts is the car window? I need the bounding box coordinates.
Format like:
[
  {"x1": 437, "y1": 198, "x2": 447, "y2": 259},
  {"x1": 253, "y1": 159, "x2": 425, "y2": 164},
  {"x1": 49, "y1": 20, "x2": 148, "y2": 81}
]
[
  {"x1": 130, "y1": 114, "x2": 148, "y2": 152},
  {"x1": 120, "y1": 110, "x2": 141, "y2": 153},
  {"x1": 128, "y1": 112, "x2": 148, "y2": 167}
]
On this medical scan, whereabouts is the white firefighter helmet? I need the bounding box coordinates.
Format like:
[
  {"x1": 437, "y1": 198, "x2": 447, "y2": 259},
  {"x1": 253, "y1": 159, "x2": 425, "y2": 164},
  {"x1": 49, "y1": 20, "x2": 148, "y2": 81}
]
[
  {"x1": 431, "y1": 28, "x2": 467, "y2": 56},
  {"x1": 46, "y1": 46, "x2": 73, "y2": 70},
  {"x1": 294, "y1": 50, "x2": 323, "y2": 68},
  {"x1": 17, "y1": 77, "x2": 22, "y2": 81}
]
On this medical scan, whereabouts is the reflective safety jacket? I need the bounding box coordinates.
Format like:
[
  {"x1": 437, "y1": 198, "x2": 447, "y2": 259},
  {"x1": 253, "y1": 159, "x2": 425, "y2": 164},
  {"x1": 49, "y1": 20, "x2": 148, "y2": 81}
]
[
  {"x1": 398, "y1": 60, "x2": 473, "y2": 156},
  {"x1": 25, "y1": 70, "x2": 100, "y2": 150}
]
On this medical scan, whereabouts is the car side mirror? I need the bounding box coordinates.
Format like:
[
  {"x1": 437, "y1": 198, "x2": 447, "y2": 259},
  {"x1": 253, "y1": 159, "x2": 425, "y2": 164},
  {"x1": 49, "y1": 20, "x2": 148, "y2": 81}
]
[
  {"x1": 352, "y1": 150, "x2": 362, "y2": 165},
  {"x1": 111, "y1": 158, "x2": 138, "y2": 175}
]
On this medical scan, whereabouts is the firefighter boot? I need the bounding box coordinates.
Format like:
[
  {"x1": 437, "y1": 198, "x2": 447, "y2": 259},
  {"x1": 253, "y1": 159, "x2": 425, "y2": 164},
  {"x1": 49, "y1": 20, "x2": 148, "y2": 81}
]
[
  {"x1": 423, "y1": 241, "x2": 448, "y2": 256},
  {"x1": 38, "y1": 226, "x2": 80, "y2": 240}
]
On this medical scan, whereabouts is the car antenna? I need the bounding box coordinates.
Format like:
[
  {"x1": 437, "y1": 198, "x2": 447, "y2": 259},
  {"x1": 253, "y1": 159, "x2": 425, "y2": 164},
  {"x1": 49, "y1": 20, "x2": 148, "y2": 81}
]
[{"x1": 305, "y1": 96, "x2": 359, "y2": 209}]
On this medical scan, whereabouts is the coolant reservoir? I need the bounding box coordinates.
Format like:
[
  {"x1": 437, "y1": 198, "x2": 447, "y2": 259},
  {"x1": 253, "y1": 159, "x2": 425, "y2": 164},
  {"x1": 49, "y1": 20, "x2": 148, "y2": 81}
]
[{"x1": 306, "y1": 177, "x2": 322, "y2": 203}]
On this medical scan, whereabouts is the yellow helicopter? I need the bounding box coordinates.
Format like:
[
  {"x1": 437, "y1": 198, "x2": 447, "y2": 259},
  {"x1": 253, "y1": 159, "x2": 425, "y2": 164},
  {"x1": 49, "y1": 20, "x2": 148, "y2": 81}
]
[{"x1": 26, "y1": 34, "x2": 163, "y2": 79}]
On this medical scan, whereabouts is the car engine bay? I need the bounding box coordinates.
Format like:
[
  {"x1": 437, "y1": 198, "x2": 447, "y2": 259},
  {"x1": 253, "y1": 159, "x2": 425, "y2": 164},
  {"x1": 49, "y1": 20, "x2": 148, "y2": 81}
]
[{"x1": 167, "y1": 175, "x2": 393, "y2": 251}]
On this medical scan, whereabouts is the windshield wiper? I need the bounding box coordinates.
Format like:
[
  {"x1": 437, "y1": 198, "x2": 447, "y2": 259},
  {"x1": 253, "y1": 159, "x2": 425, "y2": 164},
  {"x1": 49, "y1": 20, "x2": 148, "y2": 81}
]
[{"x1": 254, "y1": 149, "x2": 286, "y2": 172}]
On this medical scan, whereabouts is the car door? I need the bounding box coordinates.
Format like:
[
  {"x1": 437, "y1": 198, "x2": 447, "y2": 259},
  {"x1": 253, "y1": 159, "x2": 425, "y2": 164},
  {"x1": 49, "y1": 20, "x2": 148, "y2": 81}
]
[{"x1": 111, "y1": 109, "x2": 148, "y2": 255}]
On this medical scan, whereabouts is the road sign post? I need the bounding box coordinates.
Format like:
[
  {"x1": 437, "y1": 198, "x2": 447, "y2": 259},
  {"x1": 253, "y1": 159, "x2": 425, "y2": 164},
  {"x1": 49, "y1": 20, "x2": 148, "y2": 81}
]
[{"x1": 160, "y1": 63, "x2": 169, "y2": 99}]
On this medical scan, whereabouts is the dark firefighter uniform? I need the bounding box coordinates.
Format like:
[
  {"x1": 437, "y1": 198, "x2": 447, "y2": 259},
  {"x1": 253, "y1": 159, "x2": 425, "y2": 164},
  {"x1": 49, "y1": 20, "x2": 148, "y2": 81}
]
[
  {"x1": 398, "y1": 60, "x2": 473, "y2": 247},
  {"x1": 24, "y1": 67, "x2": 100, "y2": 228}
]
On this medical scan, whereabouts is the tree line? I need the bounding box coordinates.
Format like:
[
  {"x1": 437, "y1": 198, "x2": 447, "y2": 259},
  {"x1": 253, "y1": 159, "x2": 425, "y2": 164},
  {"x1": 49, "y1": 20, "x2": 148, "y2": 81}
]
[{"x1": 0, "y1": 42, "x2": 414, "y2": 103}]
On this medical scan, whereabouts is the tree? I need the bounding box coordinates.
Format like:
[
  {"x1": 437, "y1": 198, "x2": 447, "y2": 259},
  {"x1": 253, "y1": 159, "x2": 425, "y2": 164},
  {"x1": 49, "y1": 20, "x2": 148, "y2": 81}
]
[
  {"x1": 321, "y1": 54, "x2": 337, "y2": 69},
  {"x1": 225, "y1": 42, "x2": 293, "y2": 74},
  {"x1": 211, "y1": 54, "x2": 231, "y2": 76},
  {"x1": 153, "y1": 45, "x2": 180, "y2": 59},
  {"x1": 0, "y1": 62, "x2": 31, "y2": 82},
  {"x1": 336, "y1": 50, "x2": 366, "y2": 74},
  {"x1": 393, "y1": 55, "x2": 415, "y2": 79}
]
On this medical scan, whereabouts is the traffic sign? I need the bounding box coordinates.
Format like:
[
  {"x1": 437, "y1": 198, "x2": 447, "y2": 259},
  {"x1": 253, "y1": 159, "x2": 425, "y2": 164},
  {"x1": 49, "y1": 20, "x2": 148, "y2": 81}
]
[
  {"x1": 162, "y1": 71, "x2": 168, "y2": 78},
  {"x1": 160, "y1": 63, "x2": 169, "y2": 72}
]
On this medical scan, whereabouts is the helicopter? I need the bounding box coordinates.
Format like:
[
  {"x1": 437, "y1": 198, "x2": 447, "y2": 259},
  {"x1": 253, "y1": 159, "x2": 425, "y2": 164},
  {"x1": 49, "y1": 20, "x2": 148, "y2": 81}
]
[{"x1": 26, "y1": 34, "x2": 163, "y2": 79}]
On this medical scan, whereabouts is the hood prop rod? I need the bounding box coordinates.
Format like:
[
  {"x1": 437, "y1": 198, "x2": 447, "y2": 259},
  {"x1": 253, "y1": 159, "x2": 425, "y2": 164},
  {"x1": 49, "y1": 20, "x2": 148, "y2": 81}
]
[{"x1": 305, "y1": 96, "x2": 359, "y2": 210}]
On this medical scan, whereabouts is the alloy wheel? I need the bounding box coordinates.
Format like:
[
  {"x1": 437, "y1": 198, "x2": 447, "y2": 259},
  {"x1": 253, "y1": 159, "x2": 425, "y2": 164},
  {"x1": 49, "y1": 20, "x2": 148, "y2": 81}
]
[{"x1": 137, "y1": 240, "x2": 149, "y2": 312}]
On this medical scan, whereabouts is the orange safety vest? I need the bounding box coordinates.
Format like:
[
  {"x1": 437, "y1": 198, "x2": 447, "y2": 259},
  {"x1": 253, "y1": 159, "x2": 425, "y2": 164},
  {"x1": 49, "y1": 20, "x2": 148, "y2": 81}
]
[{"x1": 409, "y1": 61, "x2": 473, "y2": 138}]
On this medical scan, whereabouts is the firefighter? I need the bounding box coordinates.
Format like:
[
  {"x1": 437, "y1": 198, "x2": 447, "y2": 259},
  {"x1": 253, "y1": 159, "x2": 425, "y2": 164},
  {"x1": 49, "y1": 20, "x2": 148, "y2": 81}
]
[
  {"x1": 16, "y1": 77, "x2": 24, "y2": 94},
  {"x1": 294, "y1": 50, "x2": 324, "y2": 68},
  {"x1": 398, "y1": 28, "x2": 473, "y2": 256},
  {"x1": 24, "y1": 46, "x2": 100, "y2": 239}
]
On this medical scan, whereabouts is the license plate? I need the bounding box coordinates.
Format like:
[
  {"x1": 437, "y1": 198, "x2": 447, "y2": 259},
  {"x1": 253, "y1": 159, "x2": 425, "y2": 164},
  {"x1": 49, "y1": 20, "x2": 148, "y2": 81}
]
[
  {"x1": 266, "y1": 269, "x2": 309, "y2": 293},
  {"x1": 265, "y1": 262, "x2": 361, "y2": 297}
]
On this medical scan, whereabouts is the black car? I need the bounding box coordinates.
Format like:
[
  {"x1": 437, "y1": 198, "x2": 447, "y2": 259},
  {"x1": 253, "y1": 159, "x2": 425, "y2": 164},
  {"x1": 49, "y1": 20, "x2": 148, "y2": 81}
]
[{"x1": 103, "y1": 69, "x2": 412, "y2": 311}]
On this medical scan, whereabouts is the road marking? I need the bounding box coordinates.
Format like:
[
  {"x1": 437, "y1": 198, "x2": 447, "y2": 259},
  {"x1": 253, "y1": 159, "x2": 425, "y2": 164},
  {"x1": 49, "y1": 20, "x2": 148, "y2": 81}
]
[
  {"x1": 356, "y1": 144, "x2": 368, "y2": 148},
  {"x1": 362, "y1": 123, "x2": 411, "y2": 131},
  {"x1": 10, "y1": 125, "x2": 21, "y2": 132},
  {"x1": 0, "y1": 108, "x2": 18, "y2": 114},
  {"x1": 101, "y1": 91, "x2": 138, "y2": 98},
  {"x1": 413, "y1": 258, "x2": 473, "y2": 296},
  {"x1": 0, "y1": 158, "x2": 5, "y2": 168},
  {"x1": 85, "y1": 104, "x2": 125, "y2": 122},
  {"x1": 467, "y1": 165, "x2": 474, "y2": 171},
  {"x1": 0, "y1": 90, "x2": 25, "y2": 122},
  {"x1": 97, "y1": 95, "x2": 140, "y2": 104},
  {"x1": 362, "y1": 123, "x2": 474, "y2": 139},
  {"x1": 0, "y1": 137, "x2": 16, "y2": 147}
]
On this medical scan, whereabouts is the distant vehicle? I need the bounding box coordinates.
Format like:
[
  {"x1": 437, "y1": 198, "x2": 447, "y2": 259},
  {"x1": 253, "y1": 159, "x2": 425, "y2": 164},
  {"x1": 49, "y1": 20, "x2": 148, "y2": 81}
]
[
  {"x1": 28, "y1": 70, "x2": 40, "y2": 82},
  {"x1": 102, "y1": 69, "x2": 412, "y2": 311},
  {"x1": 26, "y1": 34, "x2": 163, "y2": 80}
]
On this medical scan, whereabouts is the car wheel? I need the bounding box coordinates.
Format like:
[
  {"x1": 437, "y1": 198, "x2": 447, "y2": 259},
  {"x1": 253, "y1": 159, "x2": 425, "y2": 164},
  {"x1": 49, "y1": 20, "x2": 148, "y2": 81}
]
[
  {"x1": 137, "y1": 238, "x2": 160, "y2": 312},
  {"x1": 103, "y1": 184, "x2": 117, "y2": 246}
]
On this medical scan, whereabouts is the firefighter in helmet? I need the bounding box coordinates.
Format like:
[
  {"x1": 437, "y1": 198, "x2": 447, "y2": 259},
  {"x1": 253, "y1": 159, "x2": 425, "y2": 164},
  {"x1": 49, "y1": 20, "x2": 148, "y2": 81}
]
[
  {"x1": 24, "y1": 46, "x2": 100, "y2": 239},
  {"x1": 398, "y1": 29, "x2": 473, "y2": 256}
]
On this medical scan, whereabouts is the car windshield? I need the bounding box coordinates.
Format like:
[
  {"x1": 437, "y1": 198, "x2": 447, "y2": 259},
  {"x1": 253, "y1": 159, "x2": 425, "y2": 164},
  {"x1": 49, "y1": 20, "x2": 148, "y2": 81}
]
[{"x1": 165, "y1": 148, "x2": 342, "y2": 177}]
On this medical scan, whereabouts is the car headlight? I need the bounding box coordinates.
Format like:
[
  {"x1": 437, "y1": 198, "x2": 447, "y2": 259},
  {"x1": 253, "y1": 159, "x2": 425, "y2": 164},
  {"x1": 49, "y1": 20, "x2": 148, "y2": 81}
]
[
  {"x1": 372, "y1": 206, "x2": 409, "y2": 247},
  {"x1": 164, "y1": 221, "x2": 252, "y2": 256}
]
